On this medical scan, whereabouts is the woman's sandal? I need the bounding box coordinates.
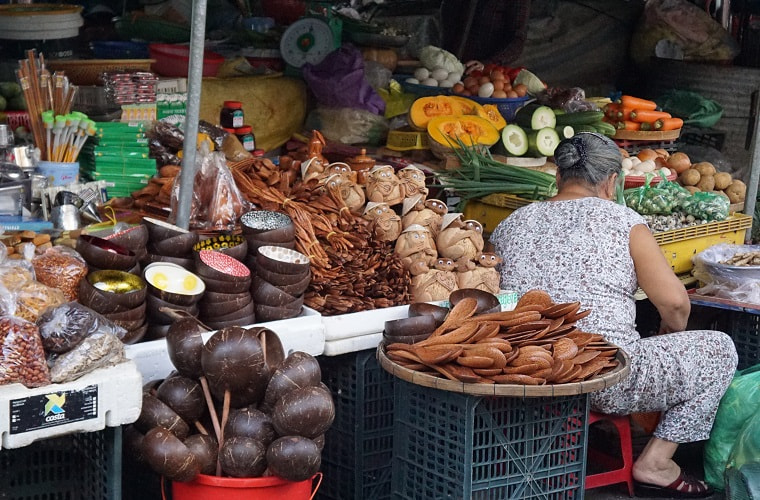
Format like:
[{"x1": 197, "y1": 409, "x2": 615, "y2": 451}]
[{"x1": 635, "y1": 471, "x2": 714, "y2": 498}]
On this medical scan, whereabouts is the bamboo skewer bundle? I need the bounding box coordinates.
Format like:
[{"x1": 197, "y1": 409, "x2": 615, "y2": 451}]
[{"x1": 16, "y1": 50, "x2": 81, "y2": 162}]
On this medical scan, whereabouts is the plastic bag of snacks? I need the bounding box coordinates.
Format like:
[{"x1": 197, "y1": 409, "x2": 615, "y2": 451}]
[
  {"x1": 0, "y1": 283, "x2": 51, "y2": 388},
  {"x1": 32, "y1": 246, "x2": 88, "y2": 301},
  {"x1": 14, "y1": 280, "x2": 66, "y2": 323},
  {"x1": 37, "y1": 302, "x2": 127, "y2": 354},
  {"x1": 47, "y1": 331, "x2": 125, "y2": 383},
  {"x1": 682, "y1": 191, "x2": 729, "y2": 221}
]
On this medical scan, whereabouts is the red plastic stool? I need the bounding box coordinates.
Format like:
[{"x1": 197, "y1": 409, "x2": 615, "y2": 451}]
[{"x1": 585, "y1": 411, "x2": 635, "y2": 496}]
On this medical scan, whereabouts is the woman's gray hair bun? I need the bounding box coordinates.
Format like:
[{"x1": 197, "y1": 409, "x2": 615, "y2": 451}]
[{"x1": 555, "y1": 132, "x2": 622, "y2": 186}]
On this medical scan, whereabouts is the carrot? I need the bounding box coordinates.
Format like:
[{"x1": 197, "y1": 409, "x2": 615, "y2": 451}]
[
  {"x1": 604, "y1": 102, "x2": 621, "y2": 119},
  {"x1": 630, "y1": 109, "x2": 672, "y2": 123},
  {"x1": 655, "y1": 117, "x2": 684, "y2": 131},
  {"x1": 616, "y1": 120, "x2": 641, "y2": 131},
  {"x1": 614, "y1": 106, "x2": 636, "y2": 121},
  {"x1": 639, "y1": 121, "x2": 658, "y2": 131},
  {"x1": 620, "y1": 95, "x2": 657, "y2": 111}
]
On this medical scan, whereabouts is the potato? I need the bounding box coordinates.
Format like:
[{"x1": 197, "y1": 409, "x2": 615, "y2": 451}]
[
  {"x1": 679, "y1": 168, "x2": 701, "y2": 186},
  {"x1": 693, "y1": 162, "x2": 716, "y2": 176},
  {"x1": 713, "y1": 190, "x2": 729, "y2": 199},
  {"x1": 696, "y1": 174, "x2": 715, "y2": 192},
  {"x1": 684, "y1": 186, "x2": 701, "y2": 194},
  {"x1": 713, "y1": 172, "x2": 733, "y2": 190},
  {"x1": 726, "y1": 179, "x2": 747, "y2": 204}
]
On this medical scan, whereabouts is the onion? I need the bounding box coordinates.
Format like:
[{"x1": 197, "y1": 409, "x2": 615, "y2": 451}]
[{"x1": 667, "y1": 152, "x2": 691, "y2": 174}]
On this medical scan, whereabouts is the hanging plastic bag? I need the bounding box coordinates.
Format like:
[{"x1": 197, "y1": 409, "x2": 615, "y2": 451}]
[
  {"x1": 704, "y1": 364, "x2": 760, "y2": 489},
  {"x1": 682, "y1": 191, "x2": 729, "y2": 221},
  {"x1": 169, "y1": 144, "x2": 251, "y2": 231},
  {"x1": 302, "y1": 44, "x2": 386, "y2": 115},
  {"x1": 304, "y1": 106, "x2": 389, "y2": 146},
  {"x1": 656, "y1": 89, "x2": 723, "y2": 128}
]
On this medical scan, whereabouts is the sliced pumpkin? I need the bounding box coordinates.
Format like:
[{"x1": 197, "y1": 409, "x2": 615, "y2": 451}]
[
  {"x1": 476, "y1": 104, "x2": 507, "y2": 131},
  {"x1": 448, "y1": 96, "x2": 484, "y2": 116},
  {"x1": 427, "y1": 115, "x2": 500, "y2": 148},
  {"x1": 409, "y1": 96, "x2": 459, "y2": 130}
]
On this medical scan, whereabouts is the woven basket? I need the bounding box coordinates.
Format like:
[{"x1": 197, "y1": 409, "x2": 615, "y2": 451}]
[{"x1": 46, "y1": 59, "x2": 155, "y2": 86}]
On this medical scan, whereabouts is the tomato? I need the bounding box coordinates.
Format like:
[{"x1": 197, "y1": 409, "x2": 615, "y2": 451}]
[
  {"x1": 506, "y1": 66, "x2": 525, "y2": 82},
  {"x1": 483, "y1": 63, "x2": 498, "y2": 75},
  {"x1": 469, "y1": 70, "x2": 483, "y2": 78}
]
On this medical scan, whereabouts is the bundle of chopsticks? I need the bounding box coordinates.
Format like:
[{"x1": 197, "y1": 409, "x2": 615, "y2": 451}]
[{"x1": 15, "y1": 50, "x2": 95, "y2": 162}]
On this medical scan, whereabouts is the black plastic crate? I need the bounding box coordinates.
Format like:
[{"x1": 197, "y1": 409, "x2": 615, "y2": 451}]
[
  {"x1": 392, "y1": 379, "x2": 588, "y2": 500},
  {"x1": 678, "y1": 127, "x2": 726, "y2": 152},
  {"x1": 0, "y1": 427, "x2": 121, "y2": 500},
  {"x1": 713, "y1": 311, "x2": 760, "y2": 370},
  {"x1": 317, "y1": 350, "x2": 395, "y2": 500}
]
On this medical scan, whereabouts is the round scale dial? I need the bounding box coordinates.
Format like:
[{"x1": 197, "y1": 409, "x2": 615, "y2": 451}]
[{"x1": 279, "y1": 17, "x2": 334, "y2": 68}]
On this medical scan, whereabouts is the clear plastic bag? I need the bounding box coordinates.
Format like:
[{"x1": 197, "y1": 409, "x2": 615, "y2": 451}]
[
  {"x1": 32, "y1": 246, "x2": 88, "y2": 301},
  {"x1": 47, "y1": 331, "x2": 125, "y2": 383},
  {"x1": 37, "y1": 302, "x2": 128, "y2": 354},
  {"x1": 655, "y1": 172, "x2": 692, "y2": 210},
  {"x1": 169, "y1": 145, "x2": 251, "y2": 231},
  {"x1": 692, "y1": 244, "x2": 760, "y2": 304},
  {"x1": 623, "y1": 182, "x2": 676, "y2": 215},
  {"x1": 15, "y1": 280, "x2": 66, "y2": 323},
  {"x1": 0, "y1": 282, "x2": 51, "y2": 388},
  {"x1": 682, "y1": 191, "x2": 729, "y2": 221}
]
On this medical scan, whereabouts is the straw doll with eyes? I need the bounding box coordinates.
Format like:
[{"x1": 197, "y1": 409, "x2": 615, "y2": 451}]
[
  {"x1": 401, "y1": 195, "x2": 448, "y2": 237},
  {"x1": 398, "y1": 165, "x2": 429, "y2": 200}
]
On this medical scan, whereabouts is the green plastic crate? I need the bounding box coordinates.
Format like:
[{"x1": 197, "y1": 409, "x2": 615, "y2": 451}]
[
  {"x1": 317, "y1": 350, "x2": 394, "y2": 500},
  {"x1": 0, "y1": 427, "x2": 121, "y2": 500},
  {"x1": 392, "y1": 380, "x2": 588, "y2": 499}
]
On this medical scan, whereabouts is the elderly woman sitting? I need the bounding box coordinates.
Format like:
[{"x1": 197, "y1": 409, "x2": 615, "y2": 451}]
[{"x1": 490, "y1": 132, "x2": 737, "y2": 498}]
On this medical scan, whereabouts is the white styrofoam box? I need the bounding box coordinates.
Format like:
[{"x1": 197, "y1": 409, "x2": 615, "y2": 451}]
[
  {"x1": 0, "y1": 360, "x2": 142, "y2": 449},
  {"x1": 125, "y1": 307, "x2": 324, "y2": 383},
  {"x1": 323, "y1": 333, "x2": 383, "y2": 356},
  {"x1": 321, "y1": 304, "x2": 410, "y2": 342}
]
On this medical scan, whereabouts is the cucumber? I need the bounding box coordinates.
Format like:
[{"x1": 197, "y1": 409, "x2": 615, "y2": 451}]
[
  {"x1": 556, "y1": 125, "x2": 574, "y2": 139},
  {"x1": 592, "y1": 121, "x2": 617, "y2": 137},
  {"x1": 501, "y1": 124, "x2": 529, "y2": 156},
  {"x1": 514, "y1": 104, "x2": 556, "y2": 130},
  {"x1": 572, "y1": 125, "x2": 597, "y2": 134},
  {"x1": 527, "y1": 127, "x2": 560, "y2": 157},
  {"x1": 554, "y1": 110, "x2": 605, "y2": 127}
]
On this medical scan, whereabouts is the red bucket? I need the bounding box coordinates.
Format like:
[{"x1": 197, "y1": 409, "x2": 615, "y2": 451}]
[{"x1": 171, "y1": 473, "x2": 321, "y2": 500}]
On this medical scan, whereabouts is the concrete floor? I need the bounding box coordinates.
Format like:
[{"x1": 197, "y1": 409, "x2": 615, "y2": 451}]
[{"x1": 585, "y1": 420, "x2": 724, "y2": 500}]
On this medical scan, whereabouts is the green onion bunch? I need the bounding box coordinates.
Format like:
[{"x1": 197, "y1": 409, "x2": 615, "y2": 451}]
[{"x1": 431, "y1": 142, "x2": 557, "y2": 209}]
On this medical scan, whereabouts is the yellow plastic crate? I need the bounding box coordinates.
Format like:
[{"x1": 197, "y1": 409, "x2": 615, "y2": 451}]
[
  {"x1": 654, "y1": 213, "x2": 753, "y2": 274},
  {"x1": 462, "y1": 194, "x2": 533, "y2": 233}
]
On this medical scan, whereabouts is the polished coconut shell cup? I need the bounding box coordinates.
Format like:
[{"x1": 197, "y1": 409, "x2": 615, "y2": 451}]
[
  {"x1": 166, "y1": 318, "x2": 209, "y2": 378},
  {"x1": 102, "y1": 301, "x2": 147, "y2": 322},
  {"x1": 195, "y1": 249, "x2": 251, "y2": 282},
  {"x1": 204, "y1": 314, "x2": 257, "y2": 331},
  {"x1": 256, "y1": 245, "x2": 310, "y2": 276},
  {"x1": 146, "y1": 322, "x2": 173, "y2": 341},
  {"x1": 151, "y1": 231, "x2": 200, "y2": 258},
  {"x1": 254, "y1": 301, "x2": 302, "y2": 322},
  {"x1": 384, "y1": 315, "x2": 437, "y2": 338},
  {"x1": 200, "y1": 275, "x2": 252, "y2": 294},
  {"x1": 240, "y1": 210, "x2": 294, "y2": 236},
  {"x1": 103, "y1": 224, "x2": 149, "y2": 253},
  {"x1": 79, "y1": 270, "x2": 147, "y2": 314},
  {"x1": 142, "y1": 217, "x2": 190, "y2": 242},
  {"x1": 449, "y1": 288, "x2": 500, "y2": 315},
  {"x1": 193, "y1": 234, "x2": 248, "y2": 262},
  {"x1": 407, "y1": 302, "x2": 449, "y2": 325},
  {"x1": 143, "y1": 262, "x2": 205, "y2": 306},
  {"x1": 198, "y1": 294, "x2": 252, "y2": 318},
  {"x1": 254, "y1": 265, "x2": 310, "y2": 287},
  {"x1": 76, "y1": 234, "x2": 137, "y2": 271},
  {"x1": 140, "y1": 253, "x2": 195, "y2": 270},
  {"x1": 146, "y1": 293, "x2": 200, "y2": 325},
  {"x1": 251, "y1": 276, "x2": 300, "y2": 307},
  {"x1": 201, "y1": 300, "x2": 255, "y2": 323},
  {"x1": 123, "y1": 322, "x2": 148, "y2": 344}
]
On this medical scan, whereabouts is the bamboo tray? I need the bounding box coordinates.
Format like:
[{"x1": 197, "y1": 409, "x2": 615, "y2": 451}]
[
  {"x1": 614, "y1": 129, "x2": 681, "y2": 141},
  {"x1": 377, "y1": 345, "x2": 630, "y2": 398}
]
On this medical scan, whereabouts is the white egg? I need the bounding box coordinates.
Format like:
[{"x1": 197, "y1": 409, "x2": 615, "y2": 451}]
[
  {"x1": 431, "y1": 68, "x2": 449, "y2": 82},
  {"x1": 413, "y1": 67, "x2": 429, "y2": 81},
  {"x1": 478, "y1": 82, "x2": 495, "y2": 98},
  {"x1": 421, "y1": 77, "x2": 439, "y2": 87},
  {"x1": 660, "y1": 167, "x2": 672, "y2": 176},
  {"x1": 448, "y1": 72, "x2": 462, "y2": 82},
  {"x1": 406, "y1": 77, "x2": 420, "y2": 84},
  {"x1": 439, "y1": 79, "x2": 456, "y2": 88}
]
